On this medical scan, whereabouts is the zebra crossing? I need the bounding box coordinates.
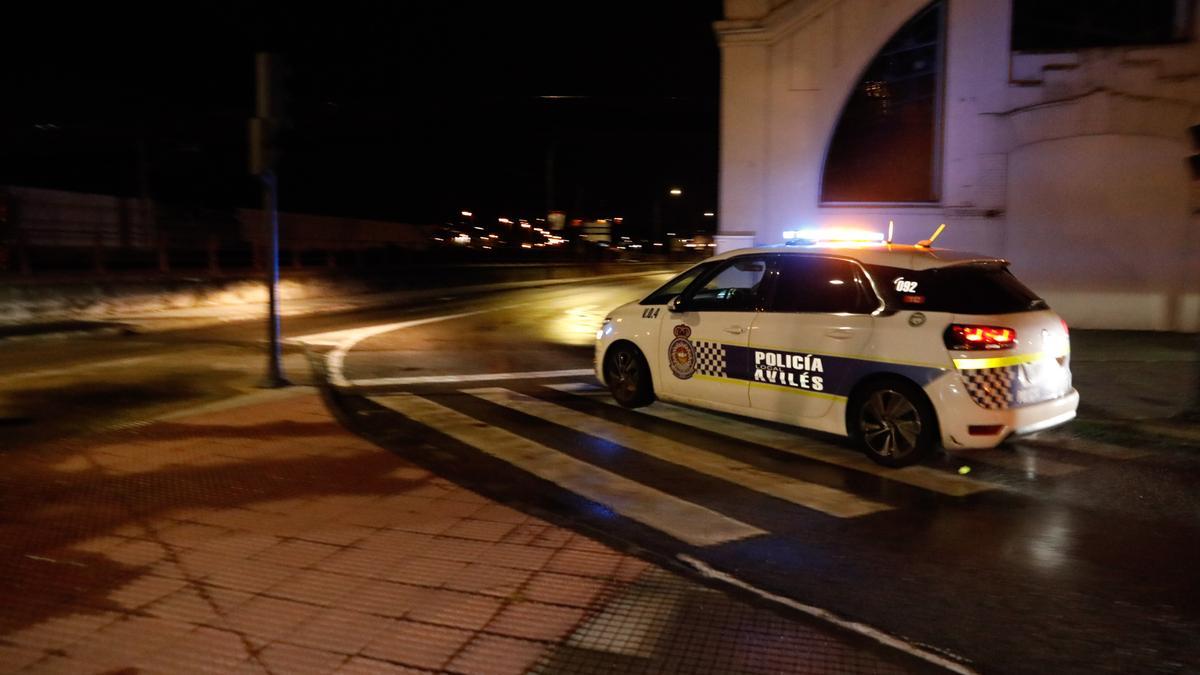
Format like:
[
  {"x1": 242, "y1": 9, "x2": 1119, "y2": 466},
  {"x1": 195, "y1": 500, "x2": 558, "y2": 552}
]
[{"x1": 367, "y1": 377, "x2": 1149, "y2": 548}]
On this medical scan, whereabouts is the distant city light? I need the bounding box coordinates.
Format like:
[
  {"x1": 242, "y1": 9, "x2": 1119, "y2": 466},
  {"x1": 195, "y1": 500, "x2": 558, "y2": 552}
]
[
  {"x1": 521, "y1": 222, "x2": 532, "y2": 228},
  {"x1": 703, "y1": 212, "x2": 715, "y2": 217},
  {"x1": 452, "y1": 233, "x2": 471, "y2": 245},
  {"x1": 460, "y1": 211, "x2": 473, "y2": 217},
  {"x1": 668, "y1": 188, "x2": 683, "y2": 196},
  {"x1": 498, "y1": 218, "x2": 512, "y2": 224}
]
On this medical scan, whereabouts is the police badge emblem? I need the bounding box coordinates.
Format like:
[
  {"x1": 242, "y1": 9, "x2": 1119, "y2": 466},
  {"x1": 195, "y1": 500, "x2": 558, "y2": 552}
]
[{"x1": 668, "y1": 324, "x2": 697, "y2": 379}]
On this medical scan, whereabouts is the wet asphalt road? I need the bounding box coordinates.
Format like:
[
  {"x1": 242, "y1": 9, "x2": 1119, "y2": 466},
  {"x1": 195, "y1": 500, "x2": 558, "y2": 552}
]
[
  {"x1": 2, "y1": 275, "x2": 1199, "y2": 673},
  {"x1": 318, "y1": 277, "x2": 1200, "y2": 674}
]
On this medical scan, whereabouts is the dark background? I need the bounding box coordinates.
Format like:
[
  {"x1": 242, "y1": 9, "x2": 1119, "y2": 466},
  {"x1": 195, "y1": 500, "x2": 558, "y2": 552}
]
[{"x1": 0, "y1": 1, "x2": 722, "y2": 234}]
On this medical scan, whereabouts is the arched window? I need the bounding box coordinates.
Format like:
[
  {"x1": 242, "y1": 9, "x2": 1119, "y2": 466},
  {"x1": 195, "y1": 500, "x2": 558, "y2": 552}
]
[{"x1": 820, "y1": 1, "x2": 944, "y2": 204}]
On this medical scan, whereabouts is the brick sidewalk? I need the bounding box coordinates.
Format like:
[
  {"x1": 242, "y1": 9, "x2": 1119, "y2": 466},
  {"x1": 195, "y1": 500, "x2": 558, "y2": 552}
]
[{"x1": 0, "y1": 392, "x2": 914, "y2": 674}]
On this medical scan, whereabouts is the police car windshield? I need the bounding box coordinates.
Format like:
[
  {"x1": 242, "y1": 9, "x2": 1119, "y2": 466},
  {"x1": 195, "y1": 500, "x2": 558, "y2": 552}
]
[
  {"x1": 865, "y1": 262, "x2": 1046, "y2": 314},
  {"x1": 641, "y1": 262, "x2": 716, "y2": 305}
]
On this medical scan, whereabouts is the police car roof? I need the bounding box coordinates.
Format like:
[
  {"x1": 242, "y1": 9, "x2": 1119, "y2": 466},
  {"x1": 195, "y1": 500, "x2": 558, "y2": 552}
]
[{"x1": 709, "y1": 243, "x2": 1006, "y2": 271}]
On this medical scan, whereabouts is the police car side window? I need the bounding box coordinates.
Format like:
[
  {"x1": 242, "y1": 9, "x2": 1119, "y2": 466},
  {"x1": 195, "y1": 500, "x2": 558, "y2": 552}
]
[
  {"x1": 686, "y1": 257, "x2": 769, "y2": 312},
  {"x1": 770, "y1": 257, "x2": 874, "y2": 314}
]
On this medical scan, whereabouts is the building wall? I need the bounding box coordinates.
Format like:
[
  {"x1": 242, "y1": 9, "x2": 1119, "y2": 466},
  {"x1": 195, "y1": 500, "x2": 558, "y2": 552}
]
[{"x1": 716, "y1": 0, "x2": 1200, "y2": 330}]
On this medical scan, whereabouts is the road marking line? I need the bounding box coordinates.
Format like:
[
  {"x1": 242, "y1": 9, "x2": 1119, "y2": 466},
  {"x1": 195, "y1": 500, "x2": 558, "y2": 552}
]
[
  {"x1": 371, "y1": 393, "x2": 765, "y2": 547},
  {"x1": 290, "y1": 308, "x2": 501, "y2": 387},
  {"x1": 548, "y1": 382, "x2": 996, "y2": 497},
  {"x1": 466, "y1": 387, "x2": 891, "y2": 518},
  {"x1": 352, "y1": 368, "x2": 594, "y2": 387},
  {"x1": 678, "y1": 554, "x2": 979, "y2": 675}
]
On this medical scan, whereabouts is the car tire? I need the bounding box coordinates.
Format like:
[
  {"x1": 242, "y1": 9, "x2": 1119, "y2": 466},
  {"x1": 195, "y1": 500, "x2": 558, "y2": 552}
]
[
  {"x1": 849, "y1": 379, "x2": 937, "y2": 468},
  {"x1": 605, "y1": 344, "x2": 655, "y2": 408}
]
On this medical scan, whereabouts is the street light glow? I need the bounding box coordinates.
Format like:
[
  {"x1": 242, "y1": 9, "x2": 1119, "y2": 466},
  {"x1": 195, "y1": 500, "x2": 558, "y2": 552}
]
[
  {"x1": 703, "y1": 212, "x2": 715, "y2": 217},
  {"x1": 668, "y1": 188, "x2": 683, "y2": 196},
  {"x1": 460, "y1": 211, "x2": 473, "y2": 217}
]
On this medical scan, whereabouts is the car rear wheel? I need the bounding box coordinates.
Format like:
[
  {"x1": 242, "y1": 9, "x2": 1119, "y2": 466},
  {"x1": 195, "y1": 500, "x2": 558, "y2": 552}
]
[
  {"x1": 605, "y1": 344, "x2": 654, "y2": 408},
  {"x1": 850, "y1": 380, "x2": 936, "y2": 467}
]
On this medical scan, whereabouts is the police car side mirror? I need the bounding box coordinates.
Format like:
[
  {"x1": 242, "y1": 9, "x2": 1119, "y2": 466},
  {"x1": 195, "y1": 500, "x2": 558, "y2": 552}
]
[{"x1": 668, "y1": 296, "x2": 687, "y2": 313}]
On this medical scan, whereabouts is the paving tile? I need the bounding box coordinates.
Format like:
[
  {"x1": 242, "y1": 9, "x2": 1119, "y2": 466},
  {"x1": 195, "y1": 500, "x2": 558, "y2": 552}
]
[
  {"x1": 404, "y1": 589, "x2": 503, "y2": 631},
  {"x1": 295, "y1": 525, "x2": 377, "y2": 547},
  {"x1": 68, "y1": 534, "x2": 131, "y2": 555},
  {"x1": 282, "y1": 608, "x2": 393, "y2": 655},
  {"x1": 423, "y1": 537, "x2": 494, "y2": 563},
  {"x1": 470, "y1": 504, "x2": 530, "y2": 525},
  {"x1": 205, "y1": 559, "x2": 298, "y2": 594},
  {"x1": 386, "y1": 514, "x2": 461, "y2": 536},
  {"x1": 356, "y1": 530, "x2": 435, "y2": 556},
  {"x1": 174, "y1": 546, "x2": 244, "y2": 576},
  {"x1": 522, "y1": 572, "x2": 608, "y2": 608},
  {"x1": 4, "y1": 608, "x2": 124, "y2": 651},
  {"x1": 480, "y1": 543, "x2": 556, "y2": 572},
  {"x1": 440, "y1": 519, "x2": 518, "y2": 543},
  {"x1": 266, "y1": 569, "x2": 367, "y2": 607},
  {"x1": 155, "y1": 521, "x2": 232, "y2": 547},
  {"x1": 105, "y1": 537, "x2": 169, "y2": 567},
  {"x1": 197, "y1": 531, "x2": 282, "y2": 559},
  {"x1": 335, "y1": 656, "x2": 433, "y2": 674},
  {"x1": 426, "y1": 499, "x2": 486, "y2": 519},
  {"x1": 224, "y1": 595, "x2": 322, "y2": 646},
  {"x1": 0, "y1": 642, "x2": 46, "y2": 671},
  {"x1": 544, "y1": 548, "x2": 623, "y2": 578},
  {"x1": 361, "y1": 619, "x2": 472, "y2": 670},
  {"x1": 339, "y1": 580, "x2": 429, "y2": 618},
  {"x1": 65, "y1": 614, "x2": 195, "y2": 669},
  {"x1": 134, "y1": 626, "x2": 252, "y2": 673},
  {"x1": 486, "y1": 602, "x2": 586, "y2": 642},
  {"x1": 443, "y1": 563, "x2": 532, "y2": 598},
  {"x1": 385, "y1": 556, "x2": 468, "y2": 587},
  {"x1": 445, "y1": 634, "x2": 547, "y2": 675},
  {"x1": 258, "y1": 640, "x2": 351, "y2": 674},
  {"x1": 251, "y1": 539, "x2": 342, "y2": 569},
  {"x1": 315, "y1": 545, "x2": 409, "y2": 579},
  {"x1": 143, "y1": 586, "x2": 229, "y2": 626},
  {"x1": 20, "y1": 654, "x2": 89, "y2": 674},
  {"x1": 107, "y1": 574, "x2": 189, "y2": 610}
]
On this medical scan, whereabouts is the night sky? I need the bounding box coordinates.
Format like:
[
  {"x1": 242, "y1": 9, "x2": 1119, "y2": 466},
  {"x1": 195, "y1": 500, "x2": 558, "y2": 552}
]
[{"x1": 1, "y1": 1, "x2": 723, "y2": 234}]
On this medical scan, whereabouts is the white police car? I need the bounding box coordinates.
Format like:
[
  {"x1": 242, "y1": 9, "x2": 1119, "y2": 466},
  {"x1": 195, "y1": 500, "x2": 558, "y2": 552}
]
[{"x1": 594, "y1": 231, "x2": 1078, "y2": 467}]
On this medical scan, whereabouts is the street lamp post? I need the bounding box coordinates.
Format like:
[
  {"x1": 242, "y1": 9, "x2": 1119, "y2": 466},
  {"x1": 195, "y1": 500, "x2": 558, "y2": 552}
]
[{"x1": 251, "y1": 52, "x2": 289, "y2": 389}]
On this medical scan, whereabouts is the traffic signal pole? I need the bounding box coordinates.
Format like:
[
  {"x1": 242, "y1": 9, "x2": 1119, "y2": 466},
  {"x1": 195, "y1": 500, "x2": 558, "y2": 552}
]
[{"x1": 253, "y1": 53, "x2": 289, "y2": 388}]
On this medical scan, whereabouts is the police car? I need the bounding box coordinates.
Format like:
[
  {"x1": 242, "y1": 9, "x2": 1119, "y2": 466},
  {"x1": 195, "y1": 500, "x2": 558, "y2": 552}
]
[{"x1": 594, "y1": 230, "x2": 1078, "y2": 467}]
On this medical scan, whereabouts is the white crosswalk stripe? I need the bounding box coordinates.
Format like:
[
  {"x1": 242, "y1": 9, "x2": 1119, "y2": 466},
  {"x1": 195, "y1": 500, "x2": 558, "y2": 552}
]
[
  {"x1": 548, "y1": 382, "x2": 997, "y2": 497},
  {"x1": 465, "y1": 387, "x2": 892, "y2": 518},
  {"x1": 370, "y1": 393, "x2": 766, "y2": 547}
]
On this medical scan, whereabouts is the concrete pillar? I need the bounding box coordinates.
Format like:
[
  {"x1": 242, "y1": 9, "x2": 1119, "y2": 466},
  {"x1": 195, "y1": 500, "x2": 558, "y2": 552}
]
[{"x1": 717, "y1": 32, "x2": 770, "y2": 247}]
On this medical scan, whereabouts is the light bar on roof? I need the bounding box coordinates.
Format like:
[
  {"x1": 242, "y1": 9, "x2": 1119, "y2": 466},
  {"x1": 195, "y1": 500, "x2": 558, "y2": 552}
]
[{"x1": 783, "y1": 228, "x2": 886, "y2": 244}]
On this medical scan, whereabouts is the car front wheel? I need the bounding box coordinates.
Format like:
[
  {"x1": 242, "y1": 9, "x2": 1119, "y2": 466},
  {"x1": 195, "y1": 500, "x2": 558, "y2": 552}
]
[
  {"x1": 850, "y1": 380, "x2": 936, "y2": 467},
  {"x1": 605, "y1": 344, "x2": 654, "y2": 408}
]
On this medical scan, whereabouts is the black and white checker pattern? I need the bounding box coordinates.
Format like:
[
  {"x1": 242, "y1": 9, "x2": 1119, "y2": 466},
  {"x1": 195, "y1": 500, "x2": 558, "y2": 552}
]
[
  {"x1": 693, "y1": 340, "x2": 727, "y2": 378},
  {"x1": 960, "y1": 366, "x2": 1018, "y2": 410}
]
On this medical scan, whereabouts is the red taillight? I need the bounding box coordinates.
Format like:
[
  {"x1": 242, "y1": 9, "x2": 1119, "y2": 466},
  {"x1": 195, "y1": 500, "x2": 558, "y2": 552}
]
[
  {"x1": 1060, "y1": 318, "x2": 1069, "y2": 337},
  {"x1": 944, "y1": 324, "x2": 1017, "y2": 351}
]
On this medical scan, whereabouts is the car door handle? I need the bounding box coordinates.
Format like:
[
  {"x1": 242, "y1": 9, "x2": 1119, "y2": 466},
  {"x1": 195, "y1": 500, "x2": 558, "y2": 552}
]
[
  {"x1": 826, "y1": 328, "x2": 855, "y2": 339},
  {"x1": 723, "y1": 325, "x2": 744, "y2": 335}
]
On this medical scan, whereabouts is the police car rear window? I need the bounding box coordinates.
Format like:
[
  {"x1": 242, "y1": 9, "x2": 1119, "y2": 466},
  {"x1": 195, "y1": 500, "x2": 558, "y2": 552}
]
[{"x1": 864, "y1": 262, "x2": 1047, "y2": 314}]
